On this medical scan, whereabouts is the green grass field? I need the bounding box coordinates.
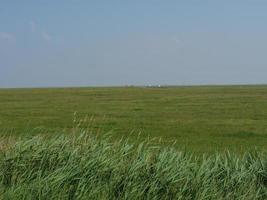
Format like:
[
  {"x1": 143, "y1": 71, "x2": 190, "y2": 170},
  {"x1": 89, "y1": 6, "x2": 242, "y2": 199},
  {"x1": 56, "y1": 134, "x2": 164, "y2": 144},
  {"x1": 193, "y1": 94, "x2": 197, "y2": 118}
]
[
  {"x1": 1, "y1": 85, "x2": 267, "y2": 152},
  {"x1": 1, "y1": 132, "x2": 267, "y2": 199}
]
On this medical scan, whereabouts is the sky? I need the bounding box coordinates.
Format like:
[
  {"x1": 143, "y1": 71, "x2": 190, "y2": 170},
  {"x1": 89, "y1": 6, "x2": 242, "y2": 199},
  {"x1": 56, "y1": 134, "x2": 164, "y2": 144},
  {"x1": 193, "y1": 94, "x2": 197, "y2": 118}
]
[{"x1": 1, "y1": 1, "x2": 267, "y2": 88}]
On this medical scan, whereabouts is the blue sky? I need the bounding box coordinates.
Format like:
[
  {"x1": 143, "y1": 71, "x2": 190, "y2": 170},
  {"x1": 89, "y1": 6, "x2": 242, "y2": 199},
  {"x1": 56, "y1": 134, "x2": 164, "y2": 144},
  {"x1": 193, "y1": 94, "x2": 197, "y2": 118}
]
[{"x1": 1, "y1": 1, "x2": 267, "y2": 87}]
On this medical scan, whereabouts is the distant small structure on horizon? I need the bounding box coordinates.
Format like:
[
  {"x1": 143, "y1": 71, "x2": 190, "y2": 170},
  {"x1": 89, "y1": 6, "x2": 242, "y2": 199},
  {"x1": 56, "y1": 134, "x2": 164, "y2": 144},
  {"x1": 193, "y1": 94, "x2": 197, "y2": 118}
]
[
  {"x1": 125, "y1": 84, "x2": 169, "y2": 88},
  {"x1": 145, "y1": 84, "x2": 164, "y2": 88}
]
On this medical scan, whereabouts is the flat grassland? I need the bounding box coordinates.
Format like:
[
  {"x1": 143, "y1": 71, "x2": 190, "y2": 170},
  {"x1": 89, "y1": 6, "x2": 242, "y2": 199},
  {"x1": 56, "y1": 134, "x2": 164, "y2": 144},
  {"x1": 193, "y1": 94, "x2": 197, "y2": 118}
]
[{"x1": 1, "y1": 85, "x2": 267, "y2": 153}]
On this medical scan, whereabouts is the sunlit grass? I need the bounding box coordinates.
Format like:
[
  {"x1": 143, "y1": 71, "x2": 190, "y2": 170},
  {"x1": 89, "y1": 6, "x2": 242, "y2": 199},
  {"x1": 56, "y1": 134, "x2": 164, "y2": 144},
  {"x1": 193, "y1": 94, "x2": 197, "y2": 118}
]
[
  {"x1": 0, "y1": 129, "x2": 267, "y2": 199},
  {"x1": 1, "y1": 86, "x2": 267, "y2": 152}
]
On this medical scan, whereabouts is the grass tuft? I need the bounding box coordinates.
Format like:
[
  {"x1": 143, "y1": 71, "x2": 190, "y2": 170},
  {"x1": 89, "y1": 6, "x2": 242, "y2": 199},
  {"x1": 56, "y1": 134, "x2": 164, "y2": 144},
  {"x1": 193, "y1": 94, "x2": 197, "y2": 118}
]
[{"x1": 0, "y1": 131, "x2": 267, "y2": 199}]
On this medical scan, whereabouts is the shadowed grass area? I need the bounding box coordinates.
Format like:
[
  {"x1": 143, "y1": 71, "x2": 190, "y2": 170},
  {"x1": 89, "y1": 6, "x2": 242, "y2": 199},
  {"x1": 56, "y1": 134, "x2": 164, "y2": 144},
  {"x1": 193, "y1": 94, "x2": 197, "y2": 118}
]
[
  {"x1": 1, "y1": 85, "x2": 267, "y2": 152},
  {"x1": 0, "y1": 131, "x2": 267, "y2": 199},
  {"x1": 218, "y1": 131, "x2": 267, "y2": 138}
]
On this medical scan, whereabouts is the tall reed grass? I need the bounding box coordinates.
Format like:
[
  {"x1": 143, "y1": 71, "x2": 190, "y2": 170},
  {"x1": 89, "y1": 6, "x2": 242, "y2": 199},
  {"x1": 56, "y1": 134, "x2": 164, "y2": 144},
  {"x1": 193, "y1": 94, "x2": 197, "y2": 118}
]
[{"x1": 0, "y1": 131, "x2": 267, "y2": 199}]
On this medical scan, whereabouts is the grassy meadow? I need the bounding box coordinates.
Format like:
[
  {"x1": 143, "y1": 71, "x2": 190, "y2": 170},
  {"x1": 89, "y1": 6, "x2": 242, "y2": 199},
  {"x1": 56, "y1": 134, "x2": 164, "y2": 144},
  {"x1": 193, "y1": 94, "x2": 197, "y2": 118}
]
[
  {"x1": 1, "y1": 85, "x2": 267, "y2": 152},
  {"x1": 1, "y1": 132, "x2": 267, "y2": 199},
  {"x1": 1, "y1": 85, "x2": 267, "y2": 199}
]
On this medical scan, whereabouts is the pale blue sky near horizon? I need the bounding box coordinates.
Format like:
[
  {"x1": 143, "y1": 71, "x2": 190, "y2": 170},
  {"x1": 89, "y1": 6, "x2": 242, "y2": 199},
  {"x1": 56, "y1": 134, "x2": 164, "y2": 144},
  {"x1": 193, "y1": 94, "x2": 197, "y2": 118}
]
[{"x1": 1, "y1": 1, "x2": 267, "y2": 88}]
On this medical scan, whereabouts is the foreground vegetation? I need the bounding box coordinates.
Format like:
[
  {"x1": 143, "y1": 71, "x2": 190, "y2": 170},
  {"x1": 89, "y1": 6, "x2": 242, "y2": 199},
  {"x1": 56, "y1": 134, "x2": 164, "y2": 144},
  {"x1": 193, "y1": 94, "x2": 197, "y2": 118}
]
[
  {"x1": 0, "y1": 131, "x2": 267, "y2": 199},
  {"x1": 1, "y1": 85, "x2": 267, "y2": 152}
]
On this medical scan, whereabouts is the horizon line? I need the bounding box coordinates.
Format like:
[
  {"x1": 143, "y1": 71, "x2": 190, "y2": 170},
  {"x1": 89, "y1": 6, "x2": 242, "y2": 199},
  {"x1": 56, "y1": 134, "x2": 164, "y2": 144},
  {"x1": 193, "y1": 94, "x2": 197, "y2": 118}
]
[{"x1": 1, "y1": 83, "x2": 267, "y2": 90}]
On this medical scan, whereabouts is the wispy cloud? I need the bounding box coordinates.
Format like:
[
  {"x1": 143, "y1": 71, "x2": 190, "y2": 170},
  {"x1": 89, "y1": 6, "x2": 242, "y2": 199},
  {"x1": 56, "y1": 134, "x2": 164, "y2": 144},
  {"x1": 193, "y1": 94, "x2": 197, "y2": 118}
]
[
  {"x1": 0, "y1": 32, "x2": 15, "y2": 42},
  {"x1": 172, "y1": 36, "x2": 181, "y2": 45},
  {"x1": 29, "y1": 20, "x2": 53, "y2": 42},
  {"x1": 29, "y1": 21, "x2": 36, "y2": 33},
  {"x1": 41, "y1": 31, "x2": 52, "y2": 41}
]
